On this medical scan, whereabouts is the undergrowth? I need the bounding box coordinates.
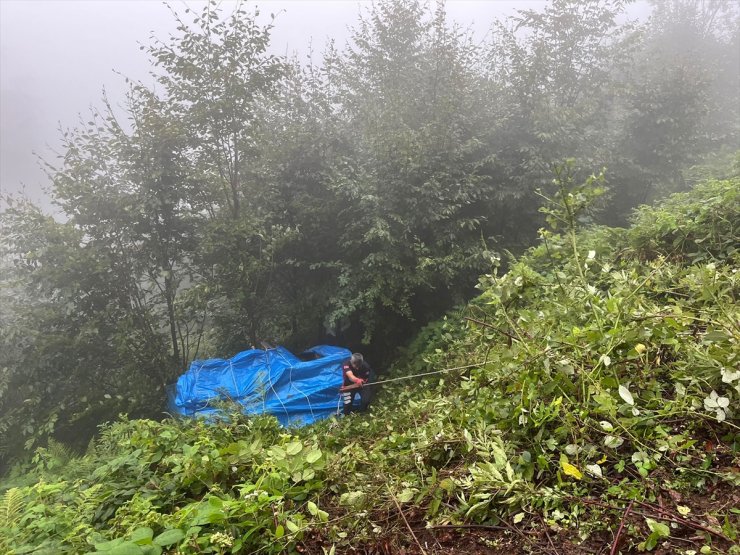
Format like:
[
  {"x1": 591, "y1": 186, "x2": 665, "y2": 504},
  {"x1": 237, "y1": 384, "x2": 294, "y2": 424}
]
[{"x1": 1, "y1": 174, "x2": 738, "y2": 554}]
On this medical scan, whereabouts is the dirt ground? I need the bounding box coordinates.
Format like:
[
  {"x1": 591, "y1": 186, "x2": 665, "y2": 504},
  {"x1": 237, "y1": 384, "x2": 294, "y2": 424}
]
[{"x1": 299, "y1": 481, "x2": 740, "y2": 554}]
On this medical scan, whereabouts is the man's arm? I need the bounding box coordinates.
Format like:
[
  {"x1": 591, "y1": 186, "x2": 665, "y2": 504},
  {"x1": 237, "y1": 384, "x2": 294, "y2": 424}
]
[{"x1": 345, "y1": 369, "x2": 366, "y2": 384}]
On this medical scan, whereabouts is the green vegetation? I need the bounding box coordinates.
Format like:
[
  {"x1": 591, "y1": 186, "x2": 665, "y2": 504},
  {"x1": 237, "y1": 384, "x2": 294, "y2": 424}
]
[
  {"x1": 2, "y1": 0, "x2": 739, "y2": 465},
  {"x1": 1, "y1": 1, "x2": 739, "y2": 551},
  {"x1": 2, "y1": 176, "x2": 737, "y2": 554}
]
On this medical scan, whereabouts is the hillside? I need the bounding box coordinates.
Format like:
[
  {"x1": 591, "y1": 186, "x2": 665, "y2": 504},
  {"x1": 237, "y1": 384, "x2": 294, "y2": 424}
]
[{"x1": 2, "y1": 177, "x2": 738, "y2": 554}]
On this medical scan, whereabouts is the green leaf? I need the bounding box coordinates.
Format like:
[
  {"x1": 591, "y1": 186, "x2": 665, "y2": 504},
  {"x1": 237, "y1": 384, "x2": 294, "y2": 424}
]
[
  {"x1": 130, "y1": 527, "x2": 154, "y2": 545},
  {"x1": 305, "y1": 448, "x2": 322, "y2": 464},
  {"x1": 95, "y1": 544, "x2": 145, "y2": 555},
  {"x1": 269, "y1": 446, "x2": 286, "y2": 460},
  {"x1": 396, "y1": 488, "x2": 416, "y2": 503},
  {"x1": 194, "y1": 505, "x2": 225, "y2": 525},
  {"x1": 285, "y1": 520, "x2": 300, "y2": 533},
  {"x1": 307, "y1": 501, "x2": 319, "y2": 516},
  {"x1": 153, "y1": 529, "x2": 185, "y2": 547},
  {"x1": 703, "y1": 330, "x2": 728, "y2": 342},
  {"x1": 339, "y1": 491, "x2": 366, "y2": 508},
  {"x1": 646, "y1": 518, "x2": 670, "y2": 538},
  {"x1": 185, "y1": 526, "x2": 201, "y2": 537},
  {"x1": 285, "y1": 441, "x2": 303, "y2": 456},
  {"x1": 94, "y1": 539, "x2": 126, "y2": 551},
  {"x1": 439, "y1": 478, "x2": 455, "y2": 493}
]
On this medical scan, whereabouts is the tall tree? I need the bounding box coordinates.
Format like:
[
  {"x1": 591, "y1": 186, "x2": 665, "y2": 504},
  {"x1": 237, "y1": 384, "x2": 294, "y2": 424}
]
[
  {"x1": 323, "y1": 0, "x2": 494, "y2": 353},
  {"x1": 482, "y1": 0, "x2": 635, "y2": 211},
  {"x1": 0, "y1": 0, "x2": 287, "y2": 462},
  {"x1": 51, "y1": 89, "x2": 202, "y2": 377},
  {"x1": 144, "y1": 1, "x2": 289, "y2": 351},
  {"x1": 254, "y1": 57, "x2": 347, "y2": 348},
  {"x1": 608, "y1": 0, "x2": 740, "y2": 217}
]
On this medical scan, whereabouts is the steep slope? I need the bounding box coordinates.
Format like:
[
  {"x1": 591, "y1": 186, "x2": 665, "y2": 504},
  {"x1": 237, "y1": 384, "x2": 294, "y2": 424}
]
[{"x1": 2, "y1": 177, "x2": 738, "y2": 554}]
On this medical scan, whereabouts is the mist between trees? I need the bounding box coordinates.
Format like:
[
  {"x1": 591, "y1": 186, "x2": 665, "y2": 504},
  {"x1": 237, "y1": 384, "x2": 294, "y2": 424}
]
[{"x1": 0, "y1": 0, "x2": 738, "y2": 465}]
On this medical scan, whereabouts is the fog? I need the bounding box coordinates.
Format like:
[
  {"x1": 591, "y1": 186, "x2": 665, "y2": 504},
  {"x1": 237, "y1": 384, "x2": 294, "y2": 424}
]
[
  {"x1": 3, "y1": 0, "x2": 738, "y2": 492},
  {"x1": 0, "y1": 0, "x2": 561, "y2": 209}
]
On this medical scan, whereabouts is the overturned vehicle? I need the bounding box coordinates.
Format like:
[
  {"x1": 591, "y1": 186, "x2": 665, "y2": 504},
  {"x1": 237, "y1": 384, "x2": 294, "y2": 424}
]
[{"x1": 168, "y1": 345, "x2": 355, "y2": 426}]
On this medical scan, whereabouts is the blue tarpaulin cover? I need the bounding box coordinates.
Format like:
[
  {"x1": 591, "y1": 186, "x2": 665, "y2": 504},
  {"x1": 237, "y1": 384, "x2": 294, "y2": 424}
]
[{"x1": 168, "y1": 345, "x2": 351, "y2": 426}]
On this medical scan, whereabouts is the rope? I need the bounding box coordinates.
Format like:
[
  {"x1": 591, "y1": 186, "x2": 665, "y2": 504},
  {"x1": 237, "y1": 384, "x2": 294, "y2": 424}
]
[
  {"x1": 344, "y1": 361, "x2": 486, "y2": 389},
  {"x1": 274, "y1": 348, "x2": 317, "y2": 423},
  {"x1": 263, "y1": 349, "x2": 291, "y2": 422},
  {"x1": 336, "y1": 392, "x2": 344, "y2": 416},
  {"x1": 228, "y1": 360, "x2": 240, "y2": 398},
  {"x1": 190, "y1": 353, "x2": 484, "y2": 419}
]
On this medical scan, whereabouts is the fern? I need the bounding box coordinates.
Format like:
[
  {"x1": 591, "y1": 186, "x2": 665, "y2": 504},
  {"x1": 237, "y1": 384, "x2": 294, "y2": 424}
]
[
  {"x1": 0, "y1": 487, "x2": 24, "y2": 550},
  {"x1": 46, "y1": 438, "x2": 75, "y2": 465}
]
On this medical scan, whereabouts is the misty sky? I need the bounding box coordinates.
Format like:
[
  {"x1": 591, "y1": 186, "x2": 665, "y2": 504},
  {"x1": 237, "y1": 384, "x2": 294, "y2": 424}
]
[{"x1": 0, "y1": 1, "x2": 648, "y2": 209}]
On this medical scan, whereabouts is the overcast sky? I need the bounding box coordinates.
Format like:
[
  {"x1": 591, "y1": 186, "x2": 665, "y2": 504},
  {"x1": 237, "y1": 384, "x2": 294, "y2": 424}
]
[{"x1": 0, "y1": 1, "x2": 646, "y2": 208}]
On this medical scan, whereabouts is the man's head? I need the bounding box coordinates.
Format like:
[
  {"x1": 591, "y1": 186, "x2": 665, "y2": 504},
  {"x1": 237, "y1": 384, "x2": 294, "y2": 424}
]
[{"x1": 350, "y1": 353, "x2": 364, "y2": 369}]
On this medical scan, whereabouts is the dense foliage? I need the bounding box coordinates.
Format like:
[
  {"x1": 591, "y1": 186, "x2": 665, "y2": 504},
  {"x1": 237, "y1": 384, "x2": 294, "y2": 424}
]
[
  {"x1": 1, "y1": 177, "x2": 738, "y2": 554},
  {"x1": 1, "y1": 0, "x2": 739, "y2": 469}
]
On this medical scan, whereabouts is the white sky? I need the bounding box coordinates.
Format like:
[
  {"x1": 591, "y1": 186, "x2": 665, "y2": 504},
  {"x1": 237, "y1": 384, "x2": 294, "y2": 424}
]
[{"x1": 0, "y1": 1, "x2": 646, "y2": 207}]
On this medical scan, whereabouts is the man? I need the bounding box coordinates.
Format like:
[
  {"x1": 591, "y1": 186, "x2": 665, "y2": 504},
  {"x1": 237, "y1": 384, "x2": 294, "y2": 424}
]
[{"x1": 341, "y1": 353, "x2": 374, "y2": 415}]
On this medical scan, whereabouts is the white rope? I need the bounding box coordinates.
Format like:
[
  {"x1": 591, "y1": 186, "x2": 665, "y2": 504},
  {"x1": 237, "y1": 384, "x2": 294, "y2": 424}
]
[
  {"x1": 263, "y1": 349, "x2": 291, "y2": 422},
  {"x1": 274, "y1": 348, "x2": 317, "y2": 423},
  {"x1": 336, "y1": 392, "x2": 344, "y2": 415},
  {"x1": 229, "y1": 359, "x2": 240, "y2": 399}
]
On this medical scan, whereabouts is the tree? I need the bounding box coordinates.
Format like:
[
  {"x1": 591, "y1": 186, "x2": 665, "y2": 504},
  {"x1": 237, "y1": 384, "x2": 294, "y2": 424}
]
[
  {"x1": 0, "y1": 0, "x2": 289, "y2": 462},
  {"x1": 0, "y1": 193, "x2": 170, "y2": 461},
  {"x1": 252, "y1": 57, "x2": 348, "y2": 348},
  {"x1": 607, "y1": 0, "x2": 740, "y2": 218},
  {"x1": 481, "y1": 0, "x2": 635, "y2": 216},
  {"x1": 144, "y1": 1, "x2": 290, "y2": 350},
  {"x1": 321, "y1": 0, "x2": 495, "y2": 354}
]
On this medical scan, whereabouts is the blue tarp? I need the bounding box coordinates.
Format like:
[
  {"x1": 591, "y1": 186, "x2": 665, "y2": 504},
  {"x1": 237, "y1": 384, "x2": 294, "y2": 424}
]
[{"x1": 167, "y1": 345, "x2": 351, "y2": 426}]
